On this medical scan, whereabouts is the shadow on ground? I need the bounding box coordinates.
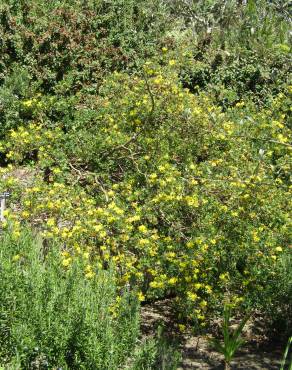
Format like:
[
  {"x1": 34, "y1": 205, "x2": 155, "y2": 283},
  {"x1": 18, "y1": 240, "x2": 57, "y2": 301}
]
[{"x1": 141, "y1": 300, "x2": 283, "y2": 370}]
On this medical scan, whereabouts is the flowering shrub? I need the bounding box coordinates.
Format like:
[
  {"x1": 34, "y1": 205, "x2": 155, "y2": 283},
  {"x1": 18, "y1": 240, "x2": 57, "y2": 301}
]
[
  {"x1": 0, "y1": 6, "x2": 291, "y2": 361},
  {"x1": 1, "y1": 64, "x2": 291, "y2": 328}
]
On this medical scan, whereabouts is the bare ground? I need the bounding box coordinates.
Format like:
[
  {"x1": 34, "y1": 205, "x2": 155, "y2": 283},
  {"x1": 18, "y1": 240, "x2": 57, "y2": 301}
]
[{"x1": 141, "y1": 300, "x2": 283, "y2": 370}]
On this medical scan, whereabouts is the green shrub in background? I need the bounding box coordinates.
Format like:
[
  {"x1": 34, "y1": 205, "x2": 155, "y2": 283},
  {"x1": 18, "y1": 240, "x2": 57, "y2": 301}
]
[
  {"x1": 176, "y1": 0, "x2": 291, "y2": 107},
  {"x1": 0, "y1": 228, "x2": 180, "y2": 369},
  {"x1": 0, "y1": 0, "x2": 175, "y2": 138},
  {"x1": 0, "y1": 0, "x2": 290, "y2": 138}
]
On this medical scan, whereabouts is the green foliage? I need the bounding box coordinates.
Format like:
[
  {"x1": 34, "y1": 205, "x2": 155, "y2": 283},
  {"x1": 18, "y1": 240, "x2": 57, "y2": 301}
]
[
  {"x1": 175, "y1": 0, "x2": 291, "y2": 106},
  {"x1": 180, "y1": 46, "x2": 290, "y2": 108},
  {"x1": 210, "y1": 304, "x2": 251, "y2": 369},
  {"x1": 0, "y1": 0, "x2": 176, "y2": 138},
  {"x1": 1, "y1": 70, "x2": 291, "y2": 335},
  {"x1": 0, "y1": 228, "x2": 160, "y2": 369},
  {"x1": 129, "y1": 326, "x2": 181, "y2": 370},
  {"x1": 0, "y1": 0, "x2": 291, "y2": 358},
  {"x1": 261, "y1": 252, "x2": 292, "y2": 338},
  {"x1": 280, "y1": 336, "x2": 292, "y2": 370}
]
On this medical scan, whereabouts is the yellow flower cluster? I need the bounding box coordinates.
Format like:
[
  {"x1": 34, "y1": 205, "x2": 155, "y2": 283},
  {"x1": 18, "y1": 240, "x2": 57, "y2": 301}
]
[{"x1": 1, "y1": 68, "x2": 290, "y2": 324}]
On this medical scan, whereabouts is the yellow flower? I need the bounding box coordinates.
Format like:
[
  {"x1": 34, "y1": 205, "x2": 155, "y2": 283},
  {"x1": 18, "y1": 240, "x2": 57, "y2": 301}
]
[
  {"x1": 52, "y1": 167, "x2": 61, "y2": 174},
  {"x1": 93, "y1": 224, "x2": 103, "y2": 232},
  {"x1": 85, "y1": 271, "x2": 95, "y2": 279},
  {"x1": 277, "y1": 134, "x2": 288, "y2": 143},
  {"x1": 139, "y1": 238, "x2": 150, "y2": 246},
  {"x1": 47, "y1": 218, "x2": 55, "y2": 227},
  {"x1": 21, "y1": 211, "x2": 30, "y2": 219},
  {"x1": 168, "y1": 277, "x2": 177, "y2": 285},
  {"x1": 22, "y1": 100, "x2": 33, "y2": 107},
  {"x1": 153, "y1": 76, "x2": 163, "y2": 85},
  {"x1": 150, "y1": 281, "x2": 164, "y2": 289},
  {"x1": 185, "y1": 196, "x2": 199, "y2": 207},
  {"x1": 62, "y1": 258, "x2": 71, "y2": 267},
  {"x1": 85, "y1": 264, "x2": 92, "y2": 273},
  {"x1": 137, "y1": 291, "x2": 145, "y2": 302},
  {"x1": 47, "y1": 201, "x2": 55, "y2": 209},
  {"x1": 99, "y1": 230, "x2": 107, "y2": 238},
  {"x1": 138, "y1": 225, "x2": 148, "y2": 233},
  {"x1": 12, "y1": 231, "x2": 21, "y2": 240},
  {"x1": 187, "y1": 292, "x2": 198, "y2": 301},
  {"x1": 149, "y1": 173, "x2": 157, "y2": 180},
  {"x1": 83, "y1": 252, "x2": 90, "y2": 259},
  {"x1": 165, "y1": 251, "x2": 175, "y2": 259},
  {"x1": 6, "y1": 151, "x2": 14, "y2": 159},
  {"x1": 12, "y1": 254, "x2": 21, "y2": 262},
  {"x1": 219, "y1": 273, "x2": 229, "y2": 282},
  {"x1": 205, "y1": 285, "x2": 212, "y2": 294},
  {"x1": 186, "y1": 241, "x2": 194, "y2": 248},
  {"x1": 178, "y1": 324, "x2": 186, "y2": 332}
]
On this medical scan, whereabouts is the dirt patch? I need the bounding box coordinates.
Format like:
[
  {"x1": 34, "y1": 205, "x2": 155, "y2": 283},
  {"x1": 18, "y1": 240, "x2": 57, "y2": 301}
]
[
  {"x1": 178, "y1": 336, "x2": 282, "y2": 370},
  {"x1": 141, "y1": 300, "x2": 283, "y2": 369},
  {"x1": 5, "y1": 167, "x2": 37, "y2": 187}
]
